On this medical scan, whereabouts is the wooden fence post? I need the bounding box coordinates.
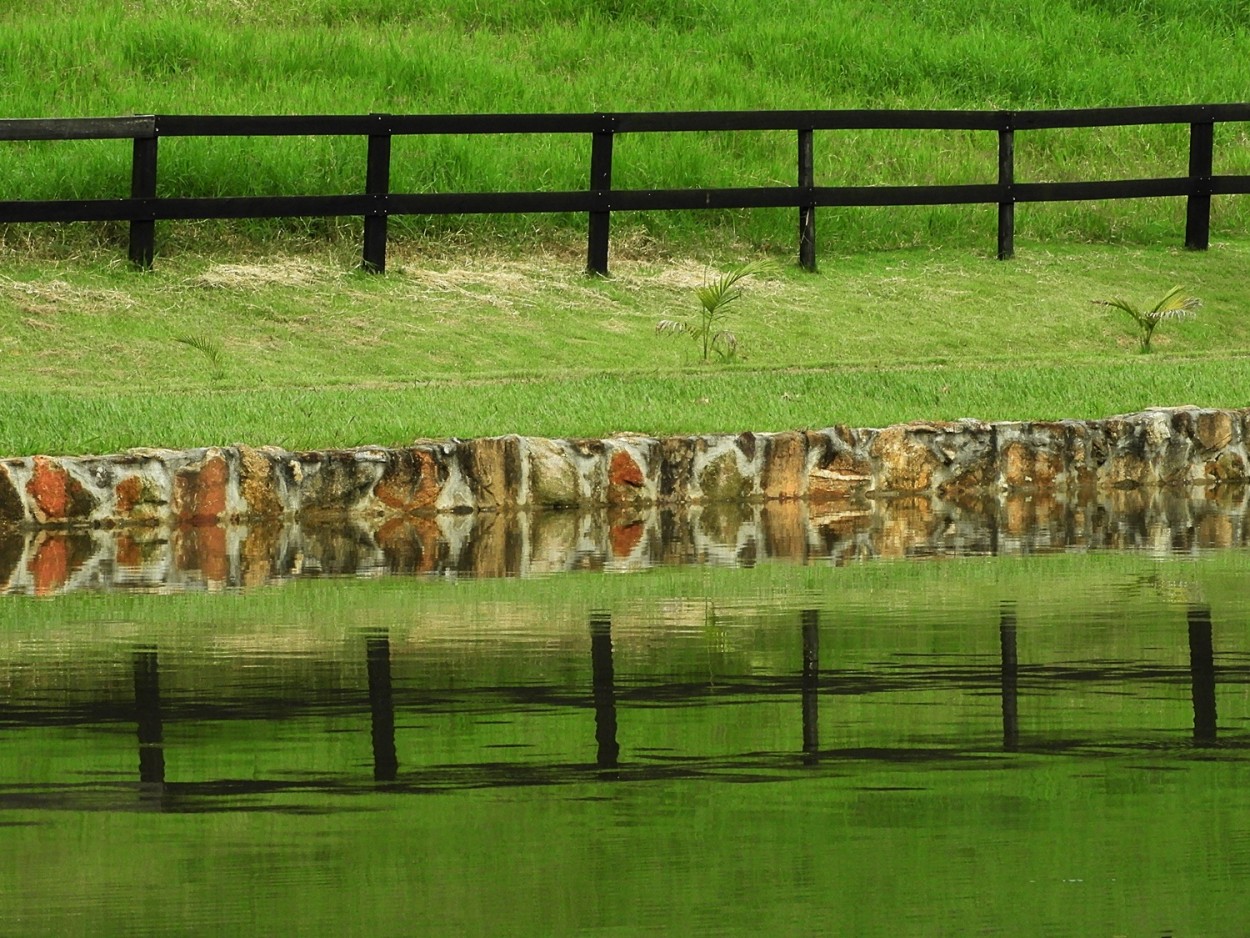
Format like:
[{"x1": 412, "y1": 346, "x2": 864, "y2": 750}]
[
  {"x1": 129, "y1": 130, "x2": 158, "y2": 269},
  {"x1": 363, "y1": 114, "x2": 392, "y2": 273},
  {"x1": 798, "y1": 128, "x2": 816, "y2": 272},
  {"x1": 1185, "y1": 118, "x2": 1214, "y2": 251},
  {"x1": 586, "y1": 120, "x2": 614, "y2": 276},
  {"x1": 997, "y1": 124, "x2": 1014, "y2": 260}
]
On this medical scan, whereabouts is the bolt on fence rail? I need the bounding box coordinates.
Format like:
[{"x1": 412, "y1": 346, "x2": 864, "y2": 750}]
[{"x1": 1, "y1": 105, "x2": 1248, "y2": 274}]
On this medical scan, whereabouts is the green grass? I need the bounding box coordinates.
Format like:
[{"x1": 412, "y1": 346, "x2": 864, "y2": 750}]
[{"x1": 0, "y1": 238, "x2": 1247, "y2": 455}]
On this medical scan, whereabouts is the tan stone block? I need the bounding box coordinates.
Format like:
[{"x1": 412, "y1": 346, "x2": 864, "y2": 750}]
[
  {"x1": 238, "y1": 446, "x2": 287, "y2": 518},
  {"x1": 698, "y1": 448, "x2": 752, "y2": 503},
  {"x1": 528, "y1": 438, "x2": 581, "y2": 508},
  {"x1": 657, "y1": 436, "x2": 696, "y2": 503},
  {"x1": 1196, "y1": 411, "x2": 1235, "y2": 451},
  {"x1": 460, "y1": 436, "x2": 522, "y2": 510},
  {"x1": 869, "y1": 426, "x2": 938, "y2": 493},
  {"x1": 761, "y1": 432, "x2": 807, "y2": 500},
  {"x1": 1204, "y1": 451, "x2": 1247, "y2": 482}
]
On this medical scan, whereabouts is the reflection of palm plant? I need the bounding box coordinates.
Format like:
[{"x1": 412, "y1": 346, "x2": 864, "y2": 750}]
[
  {"x1": 657, "y1": 260, "x2": 773, "y2": 362},
  {"x1": 1094, "y1": 286, "x2": 1200, "y2": 353}
]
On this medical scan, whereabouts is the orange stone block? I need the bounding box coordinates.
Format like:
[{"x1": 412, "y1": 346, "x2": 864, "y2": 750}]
[
  {"x1": 173, "y1": 454, "x2": 228, "y2": 523},
  {"x1": 26, "y1": 456, "x2": 96, "y2": 522}
]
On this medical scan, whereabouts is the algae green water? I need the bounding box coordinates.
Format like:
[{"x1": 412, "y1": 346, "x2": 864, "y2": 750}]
[{"x1": 2, "y1": 548, "x2": 1249, "y2": 935}]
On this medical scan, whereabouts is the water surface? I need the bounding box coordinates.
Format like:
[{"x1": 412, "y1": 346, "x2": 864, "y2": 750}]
[{"x1": 2, "y1": 506, "x2": 1249, "y2": 935}]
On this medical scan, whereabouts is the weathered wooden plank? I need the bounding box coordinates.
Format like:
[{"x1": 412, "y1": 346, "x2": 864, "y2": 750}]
[
  {"x1": 1210, "y1": 174, "x2": 1250, "y2": 194},
  {"x1": 1012, "y1": 177, "x2": 1191, "y2": 202},
  {"x1": 155, "y1": 114, "x2": 376, "y2": 136},
  {"x1": 1012, "y1": 105, "x2": 1215, "y2": 129},
  {"x1": 152, "y1": 194, "x2": 371, "y2": 218},
  {"x1": 386, "y1": 191, "x2": 596, "y2": 214},
  {"x1": 0, "y1": 116, "x2": 155, "y2": 141}
]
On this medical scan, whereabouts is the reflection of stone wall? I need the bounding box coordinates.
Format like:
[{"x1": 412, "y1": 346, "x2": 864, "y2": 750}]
[
  {"x1": 0, "y1": 407, "x2": 1247, "y2": 531},
  {"x1": 2, "y1": 485, "x2": 1246, "y2": 596}
]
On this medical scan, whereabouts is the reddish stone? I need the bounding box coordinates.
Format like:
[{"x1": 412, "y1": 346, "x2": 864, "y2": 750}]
[
  {"x1": 609, "y1": 450, "x2": 645, "y2": 488},
  {"x1": 26, "y1": 456, "x2": 96, "y2": 522},
  {"x1": 375, "y1": 449, "x2": 443, "y2": 513},
  {"x1": 173, "y1": 454, "x2": 228, "y2": 524},
  {"x1": 115, "y1": 476, "x2": 144, "y2": 514}
]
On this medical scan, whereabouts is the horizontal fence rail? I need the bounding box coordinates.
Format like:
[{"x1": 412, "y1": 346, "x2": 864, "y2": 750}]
[{"x1": 0, "y1": 104, "x2": 1248, "y2": 273}]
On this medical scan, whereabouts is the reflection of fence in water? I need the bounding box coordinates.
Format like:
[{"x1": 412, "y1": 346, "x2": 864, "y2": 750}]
[
  {"x1": 0, "y1": 601, "x2": 1234, "y2": 809},
  {"x1": 2, "y1": 487, "x2": 1248, "y2": 596}
]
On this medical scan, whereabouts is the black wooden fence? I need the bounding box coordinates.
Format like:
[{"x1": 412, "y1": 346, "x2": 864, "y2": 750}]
[{"x1": 1, "y1": 104, "x2": 1248, "y2": 274}]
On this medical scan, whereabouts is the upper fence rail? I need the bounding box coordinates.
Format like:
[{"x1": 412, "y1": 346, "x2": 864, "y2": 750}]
[{"x1": 1, "y1": 104, "x2": 1248, "y2": 273}]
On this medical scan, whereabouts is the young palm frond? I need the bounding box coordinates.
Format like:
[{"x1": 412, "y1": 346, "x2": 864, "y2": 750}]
[
  {"x1": 1093, "y1": 285, "x2": 1200, "y2": 353},
  {"x1": 657, "y1": 259, "x2": 774, "y2": 362}
]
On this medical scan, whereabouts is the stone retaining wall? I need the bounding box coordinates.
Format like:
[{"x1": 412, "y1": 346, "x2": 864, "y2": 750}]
[{"x1": 1, "y1": 407, "x2": 1246, "y2": 530}]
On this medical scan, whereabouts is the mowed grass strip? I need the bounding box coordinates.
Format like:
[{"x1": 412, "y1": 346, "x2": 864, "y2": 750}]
[{"x1": 1, "y1": 239, "x2": 1246, "y2": 455}]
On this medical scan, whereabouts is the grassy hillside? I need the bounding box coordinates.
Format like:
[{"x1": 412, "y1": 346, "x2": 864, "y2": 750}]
[{"x1": 2, "y1": 0, "x2": 1249, "y2": 252}]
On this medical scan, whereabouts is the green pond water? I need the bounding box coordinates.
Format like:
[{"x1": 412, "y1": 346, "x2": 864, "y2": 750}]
[{"x1": 2, "y1": 536, "x2": 1249, "y2": 936}]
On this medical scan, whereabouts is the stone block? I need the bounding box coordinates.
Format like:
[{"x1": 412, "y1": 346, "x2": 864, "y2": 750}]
[
  {"x1": 807, "y1": 427, "x2": 873, "y2": 501},
  {"x1": 696, "y1": 439, "x2": 754, "y2": 504},
  {"x1": 528, "y1": 438, "x2": 582, "y2": 508},
  {"x1": 172, "y1": 451, "x2": 230, "y2": 524},
  {"x1": 374, "y1": 447, "x2": 445, "y2": 514},
  {"x1": 1196, "y1": 410, "x2": 1236, "y2": 451},
  {"x1": 869, "y1": 424, "x2": 942, "y2": 494},
  {"x1": 294, "y1": 450, "x2": 385, "y2": 516},
  {"x1": 606, "y1": 441, "x2": 653, "y2": 507},
  {"x1": 459, "y1": 436, "x2": 522, "y2": 511},
  {"x1": 657, "y1": 436, "x2": 696, "y2": 503},
  {"x1": 761, "y1": 431, "x2": 807, "y2": 500},
  {"x1": 0, "y1": 463, "x2": 25, "y2": 525},
  {"x1": 238, "y1": 446, "x2": 287, "y2": 519},
  {"x1": 26, "y1": 457, "x2": 98, "y2": 525}
]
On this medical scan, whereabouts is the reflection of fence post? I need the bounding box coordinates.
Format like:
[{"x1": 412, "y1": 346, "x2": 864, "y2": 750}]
[
  {"x1": 999, "y1": 603, "x2": 1019, "y2": 752},
  {"x1": 367, "y1": 632, "x2": 399, "y2": 781},
  {"x1": 133, "y1": 647, "x2": 165, "y2": 786},
  {"x1": 590, "y1": 612, "x2": 619, "y2": 768},
  {"x1": 801, "y1": 609, "x2": 820, "y2": 762},
  {"x1": 1187, "y1": 604, "x2": 1217, "y2": 744}
]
